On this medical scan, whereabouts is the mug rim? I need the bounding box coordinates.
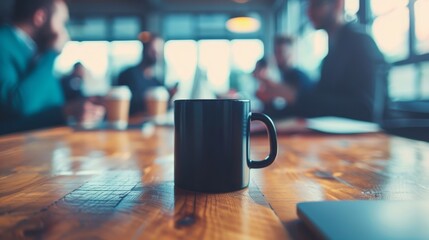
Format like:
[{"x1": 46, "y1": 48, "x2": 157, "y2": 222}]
[{"x1": 174, "y1": 99, "x2": 250, "y2": 103}]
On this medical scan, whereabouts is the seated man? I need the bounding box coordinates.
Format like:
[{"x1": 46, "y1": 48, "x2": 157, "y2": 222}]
[
  {"x1": 257, "y1": 0, "x2": 388, "y2": 122},
  {"x1": 116, "y1": 32, "x2": 175, "y2": 116},
  {"x1": 0, "y1": 0, "x2": 104, "y2": 135}
]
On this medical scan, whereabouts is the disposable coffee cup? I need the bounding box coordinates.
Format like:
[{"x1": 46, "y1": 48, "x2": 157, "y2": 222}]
[
  {"x1": 144, "y1": 86, "x2": 170, "y2": 118},
  {"x1": 105, "y1": 86, "x2": 131, "y2": 130}
]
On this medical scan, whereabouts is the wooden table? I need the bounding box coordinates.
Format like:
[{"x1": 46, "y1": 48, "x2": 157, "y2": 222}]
[{"x1": 0, "y1": 124, "x2": 428, "y2": 239}]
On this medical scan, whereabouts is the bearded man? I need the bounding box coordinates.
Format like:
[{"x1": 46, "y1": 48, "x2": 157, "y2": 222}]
[{"x1": 0, "y1": 0, "x2": 104, "y2": 134}]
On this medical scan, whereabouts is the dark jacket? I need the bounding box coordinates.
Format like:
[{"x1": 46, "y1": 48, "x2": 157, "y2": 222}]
[
  {"x1": 116, "y1": 65, "x2": 162, "y2": 115},
  {"x1": 264, "y1": 67, "x2": 313, "y2": 119},
  {"x1": 296, "y1": 23, "x2": 388, "y2": 121}
]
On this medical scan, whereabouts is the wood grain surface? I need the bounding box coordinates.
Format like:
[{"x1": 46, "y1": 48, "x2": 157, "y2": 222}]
[{"x1": 0, "y1": 124, "x2": 428, "y2": 239}]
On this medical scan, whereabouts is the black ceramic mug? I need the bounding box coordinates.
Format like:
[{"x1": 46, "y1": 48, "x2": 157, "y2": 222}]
[{"x1": 174, "y1": 99, "x2": 277, "y2": 193}]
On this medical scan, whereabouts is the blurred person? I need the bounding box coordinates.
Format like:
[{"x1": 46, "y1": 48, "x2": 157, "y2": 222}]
[
  {"x1": 253, "y1": 57, "x2": 269, "y2": 79},
  {"x1": 232, "y1": 57, "x2": 268, "y2": 111},
  {"x1": 272, "y1": 36, "x2": 312, "y2": 92},
  {"x1": 0, "y1": 0, "x2": 105, "y2": 135},
  {"x1": 116, "y1": 32, "x2": 176, "y2": 115},
  {"x1": 257, "y1": 0, "x2": 388, "y2": 121},
  {"x1": 61, "y1": 62, "x2": 86, "y2": 102},
  {"x1": 228, "y1": 59, "x2": 266, "y2": 99},
  {"x1": 256, "y1": 35, "x2": 312, "y2": 117}
]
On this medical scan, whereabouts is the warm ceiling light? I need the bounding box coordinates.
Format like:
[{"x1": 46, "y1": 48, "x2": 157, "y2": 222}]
[
  {"x1": 233, "y1": 0, "x2": 249, "y2": 3},
  {"x1": 226, "y1": 16, "x2": 261, "y2": 33}
]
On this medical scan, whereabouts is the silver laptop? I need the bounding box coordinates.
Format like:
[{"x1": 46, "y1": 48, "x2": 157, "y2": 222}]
[{"x1": 297, "y1": 201, "x2": 429, "y2": 240}]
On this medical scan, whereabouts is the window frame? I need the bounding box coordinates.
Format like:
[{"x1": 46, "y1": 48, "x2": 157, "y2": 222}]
[{"x1": 361, "y1": 0, "x2": 429, "y2": 66}]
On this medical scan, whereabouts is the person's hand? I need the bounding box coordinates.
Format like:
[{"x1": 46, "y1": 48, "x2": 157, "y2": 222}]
[
  {"x1": 64, "y1": 97, "x2": 105, "y2": 128},
  {"x1": 256, "y1": 80, "x2": 297, "y2": 104},
  {"x1": 80, "y1": 98, "x2": 105, "y2": 125},
  {"x1": 256, "y1": 79, "x2": 284, "y2": 103},
  {"x1": 253, "y1": 69, "x2": 281, "y2": 102}
]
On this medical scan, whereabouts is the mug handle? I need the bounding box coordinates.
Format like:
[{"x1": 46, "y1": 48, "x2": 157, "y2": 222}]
[{"x1": 248, "y1": 113, "x2": 278, "y2": 169}]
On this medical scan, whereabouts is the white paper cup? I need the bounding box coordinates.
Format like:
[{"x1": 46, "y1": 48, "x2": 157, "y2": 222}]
[
  {"x1": 105, "y1": 86, "x2": 132, "y2": 130},
  {"x1": 144, "y1": 86, "x2": 170, "y2": 118}
]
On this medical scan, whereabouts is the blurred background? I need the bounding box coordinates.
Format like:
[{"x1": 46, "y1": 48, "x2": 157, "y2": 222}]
[{"x1": 0, "y1": 0, "x2": 428, "y2": 101}]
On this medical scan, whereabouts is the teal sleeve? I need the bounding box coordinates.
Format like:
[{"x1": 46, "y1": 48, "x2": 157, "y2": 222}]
[{"x1": 0, "y1": 50, "x2": 64, "y2": 117}]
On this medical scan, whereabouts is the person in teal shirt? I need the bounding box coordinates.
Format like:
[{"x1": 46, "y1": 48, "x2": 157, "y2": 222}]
[{"x1": 0, "y1": 0, "x2": 105, "y2": 135}]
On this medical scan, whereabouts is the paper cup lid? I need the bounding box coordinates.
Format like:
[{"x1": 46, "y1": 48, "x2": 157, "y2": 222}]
[
  {"x1": 145, "y1": 86, "x2": 169, "y2": 100},
  {"x1": 106, "y1": 86, "x2": 132, "y2": 100}
]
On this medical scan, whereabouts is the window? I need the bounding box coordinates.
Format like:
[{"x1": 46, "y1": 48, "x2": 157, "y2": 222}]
[
  {"x1": 296, "y1": 28, "x2": 328, "y2": 80},
  {"x1": 345, "y1": 0, "x2": 360, "y2": 20},
  {"x1": 370, "y1": 0, "x2": 408, "y2": 16},
  {"x1": 231, "y1": 40, "x2": 264, "y2": 73},
  {"x1": 67, "y1": 16, "x2": 141, "y2": 41},
  {"x1": 110, "y1": 41, "x2": 142, "y2": 77},
  {"x1": 368, "y1": 0, "x2": 429, "y2": 101},
  {"x1": 420, "y1": 62, "x2": 429, "y2": 98},
  {"x1": 414, "y1": 0, "x2": 429, "y2": 54},
  {"x1": 112, "y1": 17, "x2": 141, "y2": 40},
  {"x1": 165, "y1": 39, "x2": 264, "y2": 98},
  {"x1": 164, "y1": 15, "x2": 194, "y2": 39},
  {"x1": 389, "y1": 65, "x2": 419, "y2": 100},
  {"x1": 281, "y1": 0, "x2": 429, "y2": 109},
  {"x1": 56, "y1": 38, "x2": 263, "y2": 99},
  {"x1": 199, "y1": 40, "x2": 231, "y2": 93},
  {"x1": 164, "y1": 40, "x2": 198, "y2": 99},
  {"x1": 371, "y1": 0, "x2": 409, "y2": 61},
  {"x1": 55, "y1": 41, "x2": 142, "y2": 96},
  {"x1": 68, "y1": 18, "x2": 108, "y2": 40}
]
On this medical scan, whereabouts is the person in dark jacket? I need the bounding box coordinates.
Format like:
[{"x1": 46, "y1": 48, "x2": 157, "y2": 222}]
[
  {"x1": 117, "y1": 32, "x2": 173, "y2": 115},
  {"x1": 257, "y1": 0, "x2": 388, "y2": 122}
]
